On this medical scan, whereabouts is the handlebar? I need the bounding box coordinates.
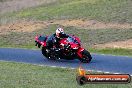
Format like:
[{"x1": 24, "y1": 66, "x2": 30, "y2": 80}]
[{"x1": 64, "y1": 44, "x2": 70, "y2": 49}]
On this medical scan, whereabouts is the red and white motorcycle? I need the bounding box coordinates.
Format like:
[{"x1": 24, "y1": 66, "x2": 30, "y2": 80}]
[{"x1": 35, "y1": 34, "x2": 92, "y2": 63}]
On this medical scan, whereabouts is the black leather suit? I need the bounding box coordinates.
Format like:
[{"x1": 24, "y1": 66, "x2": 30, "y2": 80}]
[{"x1": 46, "y1": 33, "x2": 69, "y2": 49}]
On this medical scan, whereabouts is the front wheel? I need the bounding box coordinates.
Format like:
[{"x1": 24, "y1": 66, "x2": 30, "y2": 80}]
[{"x1": 79, "y1": 50, "x2": 92, "y2": 63}]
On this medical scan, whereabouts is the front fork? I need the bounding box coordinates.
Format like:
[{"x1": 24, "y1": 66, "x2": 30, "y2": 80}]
[
  {"x1": 77, "y1": 48, "x2": 85, "y2": 58},
  {"x1": 35, "y1": 41, "x2": 41, "y2": 48}
]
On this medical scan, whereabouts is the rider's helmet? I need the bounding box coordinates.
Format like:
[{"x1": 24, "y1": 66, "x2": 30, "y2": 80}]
[{"x1": 56, "y1": 27, "x2": 64, "y2": 38}]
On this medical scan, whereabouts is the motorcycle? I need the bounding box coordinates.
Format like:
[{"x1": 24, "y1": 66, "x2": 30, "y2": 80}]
[{"x1": 35, "y1": 34, "x2": 92, "y2": 63}]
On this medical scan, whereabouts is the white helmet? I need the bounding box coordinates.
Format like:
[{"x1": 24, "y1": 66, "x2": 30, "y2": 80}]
[{"x1": 56, "y1": 28, "x2": 64, "y2": 38}]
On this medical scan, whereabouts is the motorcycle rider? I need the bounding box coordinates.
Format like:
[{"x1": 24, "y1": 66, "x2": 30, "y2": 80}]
[{"x1": 46, "y1": 27, "x2": 69, "y2": 50}]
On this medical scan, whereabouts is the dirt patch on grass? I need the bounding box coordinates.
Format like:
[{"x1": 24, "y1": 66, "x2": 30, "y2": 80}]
[
  {"x1": 93, "y1": 39, "x2": 132, "y2": 49},
  {"x1": 0, "y1": 19, "x2": 132, "y2": 49},
  {"x1": 1, "y1": 19, "x2": 132, "y2": 35},
  {"x1": 0, "y1": 21, "x2": 47, "y2": 35},
  {"x1": 50, "y1": 19, "x2": 132, "y2": 29}
]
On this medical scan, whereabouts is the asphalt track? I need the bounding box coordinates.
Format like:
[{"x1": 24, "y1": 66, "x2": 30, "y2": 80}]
[{"x1": 0, "y1": 48, "x2": 132, "y2": 75}]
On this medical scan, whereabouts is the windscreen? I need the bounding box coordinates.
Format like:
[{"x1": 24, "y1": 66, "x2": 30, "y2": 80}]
[{"x1": 67, "y1": 36, "x2": 79, "y2": 44}]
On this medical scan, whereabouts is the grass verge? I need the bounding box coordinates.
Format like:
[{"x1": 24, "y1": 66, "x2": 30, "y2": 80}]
[
  {"x1": 0, "y1": 25, "x2": 132, "y2": 47},
  {"x1": 0, "y1": 61, "x2": 132, "y2": 88},
  {"x1": 0, "y1": 25, "x2": 132, "y2": 56},
  {"x1": 1, "y1": 45, "x2": 132, "y2": 56},
  {"x1": 1, "y1": 0, "x2": 132, "y2": 24},
  {"x1": 90, "y1": 48, "x2": 132, "y2": 56}
]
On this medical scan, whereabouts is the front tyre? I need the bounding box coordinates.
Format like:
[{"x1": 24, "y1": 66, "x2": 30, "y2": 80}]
[{"x1": 79, "y1": 50, "x2": 92, "y2": 63}]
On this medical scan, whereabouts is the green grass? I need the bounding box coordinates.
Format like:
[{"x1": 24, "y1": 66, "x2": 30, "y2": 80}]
[
  {"x1": 0, "y1": 0, "x2": 12, "y2": 2},
  {"x1": 1, "y1": 25, "x2": 132, "y2": 47},
  {"x1": 90, "y1": 48, "x2": 132, "y2": 56},
  {"x1": 1, "y1": 1, "x2": 132, "y2": 87},
  {"x1": 1, "y1": 45, "x2": 132, "y2": 56},
  {"x1": 0, "y1": 61, "x2": 131, "y2": 88},
  {"x1": 0, "y1": 0, "x2": 132, "y2": 56},
  {"x1": 1, "y1": 0, "x2": 132, "y2": 24},
  {"x1": 0, "y1": 25, "x2": 132, "y2": 56}
]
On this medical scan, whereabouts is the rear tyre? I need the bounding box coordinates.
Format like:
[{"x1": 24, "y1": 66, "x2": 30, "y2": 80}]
[
  {"x1": 42, "y1": 47, "x2": 56, "y2": 60},
  {"x1": 42, "y1": 47, "x2": 47, "y2": 57},
  {"x1": 79, "y1": 50, "x2": 92, "y2": 63}
]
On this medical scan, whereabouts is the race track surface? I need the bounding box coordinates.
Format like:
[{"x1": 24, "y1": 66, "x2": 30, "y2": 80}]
[{"x1": 0, "y1": 48, "x2": 132, "y2": 75}]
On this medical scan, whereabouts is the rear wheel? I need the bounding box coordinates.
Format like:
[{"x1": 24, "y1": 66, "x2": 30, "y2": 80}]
[
  {"x1": 41, "y1": 47, "x2": 56, "y2": 60},
  {"x1": 79, "y1": 50, "x2": 92, "y2": 63},
  {"x1": 42, "y1": 47, "x2": 47, "y2": 57}
]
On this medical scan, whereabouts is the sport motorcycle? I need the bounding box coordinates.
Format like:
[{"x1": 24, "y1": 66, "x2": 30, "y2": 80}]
[{"x1": 35, "y1": 34, "x2": 92, "y2": 63}]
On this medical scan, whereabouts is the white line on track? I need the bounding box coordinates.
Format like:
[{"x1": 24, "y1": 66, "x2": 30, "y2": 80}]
[
  {"x1": 36, "y1": 64, "x2": 132, "y2": 76},
  {"x1": 1, "y1": 60, "x2": 132, "y2": 76}
]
